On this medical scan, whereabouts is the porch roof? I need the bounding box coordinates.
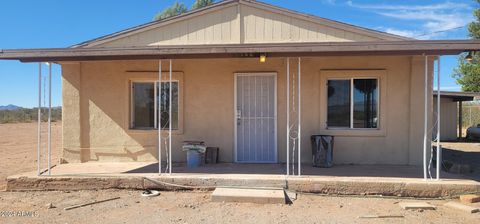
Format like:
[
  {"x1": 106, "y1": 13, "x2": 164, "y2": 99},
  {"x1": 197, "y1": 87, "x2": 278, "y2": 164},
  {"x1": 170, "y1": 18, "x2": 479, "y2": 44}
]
[
  {"x1": 434, "y1": 91, "x2": 480, "y2": 102},
  {"x1": 1, "y1": 40, "x2": 480, "y2": 62}
]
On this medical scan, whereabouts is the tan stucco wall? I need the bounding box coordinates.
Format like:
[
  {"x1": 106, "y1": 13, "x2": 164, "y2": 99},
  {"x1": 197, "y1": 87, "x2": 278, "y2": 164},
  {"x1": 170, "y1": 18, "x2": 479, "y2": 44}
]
[
  {"x1": 408, "y1": 56, "x2": 434, "y2": 166},
  {"x1": 61, "y1": 56, "x2": 433, "y2": 165},
  {"x1": 61, "y1": 63, "x2": 82, "y2": 163}
]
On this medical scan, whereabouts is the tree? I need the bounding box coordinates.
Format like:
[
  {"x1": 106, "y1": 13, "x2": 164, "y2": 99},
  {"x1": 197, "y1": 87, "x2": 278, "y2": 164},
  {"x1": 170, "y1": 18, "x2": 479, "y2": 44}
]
[
  {"x1": 468, "y1": 1, "x2": 480, "y2": 39},
  {"x1": 453, "y1": 0, "x2": 480, "y2": 92},
  {"x1": 192, "y1": 0, "x2": 215, "y2": 10},
  {"x1": 154, "y1": 1, "x2": 188, "y2": 20},
  {"x1": 454, "y1": 56, "x2": 480, "y2": 92}
]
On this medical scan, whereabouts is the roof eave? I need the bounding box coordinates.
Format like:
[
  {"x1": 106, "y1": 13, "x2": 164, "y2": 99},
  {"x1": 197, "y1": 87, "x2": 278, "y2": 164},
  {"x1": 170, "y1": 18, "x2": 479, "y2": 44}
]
[
  {"x1": 1, "y1": 40, "x2": 478, "y2": 62},
  {"x1": 434, "y1": 91, "x2": 480, "y2": 101}
]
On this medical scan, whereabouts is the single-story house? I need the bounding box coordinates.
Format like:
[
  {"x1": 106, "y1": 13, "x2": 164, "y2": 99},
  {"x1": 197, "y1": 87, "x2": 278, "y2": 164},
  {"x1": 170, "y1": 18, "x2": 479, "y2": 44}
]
[
  {"x1": 2, "y1": 0, "x2": 480, "y2": 177},
  {"x1": 433, "y1": 91, "x2": 480, "y2": 141}
]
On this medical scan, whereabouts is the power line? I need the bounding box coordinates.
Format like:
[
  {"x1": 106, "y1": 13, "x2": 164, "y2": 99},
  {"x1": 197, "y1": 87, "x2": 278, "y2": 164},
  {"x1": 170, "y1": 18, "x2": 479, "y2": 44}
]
[{"x1": 414, "y1": 25, "x2": 467, "y2": 38}]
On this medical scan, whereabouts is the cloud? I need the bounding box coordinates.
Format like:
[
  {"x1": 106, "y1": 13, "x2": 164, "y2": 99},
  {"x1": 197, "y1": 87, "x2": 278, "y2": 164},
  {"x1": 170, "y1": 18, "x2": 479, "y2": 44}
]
[
  {"x1": 383, "y1": 28, "x2": 419, "y2": 38},
  {"x1": 436, "y1": 86, "x2": 462, "y2": 91},
  {"x1": 346, "y1": 1, "x2": 474, "y2": 39},
  {"x1": 322, "y1": 0, "x2": 337, "y2": 5},
  {"x1": 382, "y1": 27, "x2": 448, "y2": 40},
  {"x1": 346, "y1": 1, "x2": 470, "y2": 11}
]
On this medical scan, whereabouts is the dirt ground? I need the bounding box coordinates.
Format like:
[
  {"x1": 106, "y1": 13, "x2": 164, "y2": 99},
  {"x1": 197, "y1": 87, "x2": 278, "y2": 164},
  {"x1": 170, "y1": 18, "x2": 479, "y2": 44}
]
[
  {"x1": 1, "y1": 190, "x2": 479, "y2": 224},
  {"x1": 0, "y1": 123, "x2": 479, "y2": 223},
  {"x1": 0, "y1": 122, "x2": 61, "y2": 190},
  {"x1": 441, "y1": 141, "x2": 480, "y2": 153}
]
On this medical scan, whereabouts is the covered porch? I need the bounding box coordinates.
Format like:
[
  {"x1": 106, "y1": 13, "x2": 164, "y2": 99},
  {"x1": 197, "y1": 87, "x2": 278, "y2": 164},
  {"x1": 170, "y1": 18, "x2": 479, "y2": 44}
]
[
  {"x1": 2, "y1": 40, "x2": 480, "y2": 192},
  {"x1": 10, "y1": 161, "x2": 473, "y2": 178}
]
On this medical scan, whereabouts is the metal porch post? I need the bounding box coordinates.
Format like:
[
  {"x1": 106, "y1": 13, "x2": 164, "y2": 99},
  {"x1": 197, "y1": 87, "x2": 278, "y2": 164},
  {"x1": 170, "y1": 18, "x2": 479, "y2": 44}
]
[
  {"x1": 169, "y1": 59, "x2": 172, "y2": 175},
  {"x1": 423, "y1": 55, "x2": 428, "y2": 180},
  {"x1": 297, "y1": 57, "x2": 301, "y2": 177},
  {"x1": 459, "y1": 101, "x2": 463, "y2": 139},
  {"x1": 436, "y1": 57, "x2": 441, "y2": 180},
  {"x1": 158, "y1": 60, "x2": 162, "y2": 175},
  {"x1": 37, "y1": 63, "x2": 42, "y2": 176},
  {"x1": 47, "y1": 62, "x2": 52, "y2": 176},
  {"x1": 286, "y1": 58, "x2": 290, "y2": 176}
]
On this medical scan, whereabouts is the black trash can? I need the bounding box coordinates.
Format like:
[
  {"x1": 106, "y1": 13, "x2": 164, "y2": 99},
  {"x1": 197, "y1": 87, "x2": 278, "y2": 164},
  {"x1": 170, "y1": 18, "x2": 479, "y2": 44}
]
[
  {"x1": 205, "y1": 147, "x2": 219, "y2": 164},
  {"x1": 311, "y1": 135, "x2": 334, "y2": 168}
]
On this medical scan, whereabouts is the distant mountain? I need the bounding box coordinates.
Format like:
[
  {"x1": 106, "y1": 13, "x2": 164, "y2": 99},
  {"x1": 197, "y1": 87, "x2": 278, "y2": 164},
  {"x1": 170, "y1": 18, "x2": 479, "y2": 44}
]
[{"x1": 0, "y1": 104, "x2": 22, "y2": 110}]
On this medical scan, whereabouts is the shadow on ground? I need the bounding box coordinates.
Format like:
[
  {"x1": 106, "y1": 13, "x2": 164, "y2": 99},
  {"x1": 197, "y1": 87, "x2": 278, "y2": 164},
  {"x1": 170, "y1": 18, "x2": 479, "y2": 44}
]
[{"x1": 438, "y1": 141, "x2": 480, "y2": 181}]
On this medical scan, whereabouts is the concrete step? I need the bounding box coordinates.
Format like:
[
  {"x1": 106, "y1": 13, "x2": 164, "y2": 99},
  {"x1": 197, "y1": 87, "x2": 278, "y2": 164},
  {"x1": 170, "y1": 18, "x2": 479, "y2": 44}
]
[
  {"x1": 460, "y1": 194, "x2": 480, "y2": 204},
  {"x1": 444, "y1": 201, "x2": 480, "y2": 214},
  {"x1": 399, "y1": 202, "x2": 436, "y2": 210},
  {"x1": 211, "y1": 187, "x2": 285, "y2": 204}
]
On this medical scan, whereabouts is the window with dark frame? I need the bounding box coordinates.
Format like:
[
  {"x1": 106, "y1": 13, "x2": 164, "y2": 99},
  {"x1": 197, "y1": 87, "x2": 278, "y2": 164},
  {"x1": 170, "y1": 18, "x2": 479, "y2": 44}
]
[
  {"x1": 131, "y1": 81, "x2": 179, "y2": 130},
  {"x1": 327, "y1": 78, "x2": 378, "y2": 129}
]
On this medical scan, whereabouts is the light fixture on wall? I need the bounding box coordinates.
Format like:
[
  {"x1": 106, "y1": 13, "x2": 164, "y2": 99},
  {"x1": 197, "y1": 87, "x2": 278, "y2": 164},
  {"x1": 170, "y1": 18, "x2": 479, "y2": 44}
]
[
  {"x1": 259, "y1": 54, "x2": 267, "y2": 63},
  {"x1": 465, "y1": 51, "x2": 475, "y2": 62}
]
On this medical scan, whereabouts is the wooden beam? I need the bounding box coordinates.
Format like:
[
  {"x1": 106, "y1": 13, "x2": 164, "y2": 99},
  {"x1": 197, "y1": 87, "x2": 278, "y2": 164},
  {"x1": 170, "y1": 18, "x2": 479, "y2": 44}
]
[{"x1": 459, "y1": 101, "x2": 463, "y2": 139}]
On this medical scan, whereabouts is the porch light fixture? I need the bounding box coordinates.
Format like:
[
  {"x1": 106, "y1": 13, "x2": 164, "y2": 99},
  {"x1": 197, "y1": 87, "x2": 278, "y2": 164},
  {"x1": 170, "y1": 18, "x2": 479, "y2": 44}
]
[
  {"x1": 465, "y1": 51, "x2": 475, "y2": 62},
  {"x1": 260, "y1": 54, "x2": 267, "y2": 63}
]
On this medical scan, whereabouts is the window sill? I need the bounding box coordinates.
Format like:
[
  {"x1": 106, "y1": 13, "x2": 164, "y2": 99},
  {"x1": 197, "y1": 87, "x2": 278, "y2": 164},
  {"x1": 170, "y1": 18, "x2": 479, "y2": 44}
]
[
  {"x1": 127, "y1": 129, "x2": 184, "y2": 135},
  {"x1": 319, "y1": 128, "x2": 386, "y2": 137}
]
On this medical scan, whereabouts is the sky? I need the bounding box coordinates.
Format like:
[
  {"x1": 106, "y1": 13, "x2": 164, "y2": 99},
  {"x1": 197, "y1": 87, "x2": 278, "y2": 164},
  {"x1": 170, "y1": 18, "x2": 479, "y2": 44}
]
[{"x1": 0, "y1": 0, "x2": 476, "y2": 108}]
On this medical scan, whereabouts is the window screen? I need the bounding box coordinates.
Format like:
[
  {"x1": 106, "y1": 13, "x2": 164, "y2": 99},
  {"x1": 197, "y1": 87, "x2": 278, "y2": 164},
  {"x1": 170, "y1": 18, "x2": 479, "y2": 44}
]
[
  {"x1": 158, "y1": 82, "x2": 179, "y2": 130},
  {"x1": 132, "y1": 81, "x2": 179, "y2": 130},
  {"x1": 133, "y1": 82, "x2": 155, "y2": 128},
  {"x1": 327, "y1": 80, "x2": 351, "y2": 127},
  {"x1": 353, "y1": 79, "x2": 378, "y2": 128}
]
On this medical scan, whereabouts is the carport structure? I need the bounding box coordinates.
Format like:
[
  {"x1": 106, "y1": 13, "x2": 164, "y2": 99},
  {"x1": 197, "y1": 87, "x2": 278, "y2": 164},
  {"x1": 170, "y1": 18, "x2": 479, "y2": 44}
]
[{"x1": 433, "y1": 91, "x2": 480, "y2": 140}]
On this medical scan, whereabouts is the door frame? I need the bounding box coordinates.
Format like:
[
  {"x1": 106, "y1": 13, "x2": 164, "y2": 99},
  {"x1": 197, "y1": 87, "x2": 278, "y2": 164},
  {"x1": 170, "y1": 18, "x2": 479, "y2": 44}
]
[{"x1": 233, "y1": 72, "x2": 278, "y2": 163}]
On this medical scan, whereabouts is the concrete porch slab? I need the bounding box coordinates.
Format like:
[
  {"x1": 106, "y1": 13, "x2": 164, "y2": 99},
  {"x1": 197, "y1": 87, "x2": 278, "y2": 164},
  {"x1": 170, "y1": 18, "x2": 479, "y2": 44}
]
[{"x1": 6, "y1": 162, "x2": 480, "y2": 198}]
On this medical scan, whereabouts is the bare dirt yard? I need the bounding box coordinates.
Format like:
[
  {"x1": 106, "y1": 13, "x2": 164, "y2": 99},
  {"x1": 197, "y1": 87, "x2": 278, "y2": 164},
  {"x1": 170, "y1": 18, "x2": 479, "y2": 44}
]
[
  {"x1": 0, "y1": 123, "x2": 479, "y2": 223},
  {"x1": 1, "y1": 190, "x2": 480, "y2": 224},
  {"x1": 0, "y1": 122, "x2": 61, "y2": 190}
]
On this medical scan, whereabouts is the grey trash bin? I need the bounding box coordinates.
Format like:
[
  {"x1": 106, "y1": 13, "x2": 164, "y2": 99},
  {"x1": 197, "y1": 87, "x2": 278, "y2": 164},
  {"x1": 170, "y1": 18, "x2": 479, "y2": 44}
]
[
  {"x1": 186, "y1": 150, "x2": 202, "y2": 168},
  {"x1": 182, "y1": 141, "x2": 206, "y2": 169},
  {"x1": 311, "y1": 135, "x2": 334, "y2": 168}
]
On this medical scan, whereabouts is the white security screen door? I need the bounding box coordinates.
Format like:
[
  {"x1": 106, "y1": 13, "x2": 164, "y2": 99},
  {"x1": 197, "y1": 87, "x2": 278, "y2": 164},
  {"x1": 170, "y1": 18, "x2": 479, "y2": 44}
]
[{"x1": 235, "y1": 73, "x2": 277, "y2": 163}]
